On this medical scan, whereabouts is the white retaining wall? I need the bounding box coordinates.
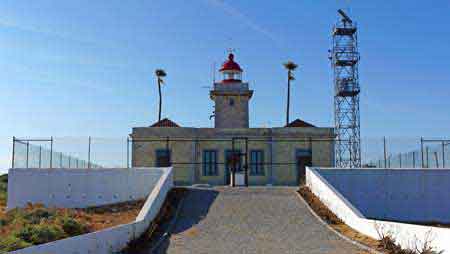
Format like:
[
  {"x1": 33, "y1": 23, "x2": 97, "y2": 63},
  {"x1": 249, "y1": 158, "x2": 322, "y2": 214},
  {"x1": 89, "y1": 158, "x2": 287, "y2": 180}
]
[
  {"x1": 306, "y1": 167, "x2": 450, "y2": 253},
  {"x1": 10, "y1": 167, "x2": 173, "y2": 254},
  {"x1": 7, "y1": 167, "x2": 163, "y2": 209},
  {"x1": 316, "y1": 168, "x2": 450, "y2": 223}
]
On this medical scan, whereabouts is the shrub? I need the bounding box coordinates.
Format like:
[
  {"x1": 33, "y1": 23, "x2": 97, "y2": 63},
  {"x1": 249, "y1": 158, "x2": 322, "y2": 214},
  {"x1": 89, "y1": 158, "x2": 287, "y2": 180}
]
[
  {"x1": 0, "y1": 174, "x2": 6, "y2": 206},
  {"x1": 0, "y1": 235, "x2": 32, "y2": 252},
  {"x1": 14, "y1": 225, "x2": 35, "y2": 243},
  {"x1": 14, "y1": 224, "x2": 66, "y2": 245},
  {"x1": 24, "y1": 207, "x2": 56, "y2": 224},
  {"x1": 60, "y1": 217, "x2": 89, "y2": 236}
]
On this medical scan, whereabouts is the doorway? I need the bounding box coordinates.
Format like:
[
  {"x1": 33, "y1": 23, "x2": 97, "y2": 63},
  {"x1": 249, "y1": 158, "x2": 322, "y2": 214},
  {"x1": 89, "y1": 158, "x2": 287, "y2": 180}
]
[
  {"x1": 225, "y1": 137, "x2": 248, "y2": 186},
  {"x1": 296, "y1": 149, "x2": 312, "y2": 185}
]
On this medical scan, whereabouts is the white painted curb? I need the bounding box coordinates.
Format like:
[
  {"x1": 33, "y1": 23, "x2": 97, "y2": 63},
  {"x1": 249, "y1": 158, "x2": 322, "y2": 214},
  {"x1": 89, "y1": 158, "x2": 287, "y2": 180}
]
[{"x1": 296, "y1": 190, "x2": 382, "y2": 254}]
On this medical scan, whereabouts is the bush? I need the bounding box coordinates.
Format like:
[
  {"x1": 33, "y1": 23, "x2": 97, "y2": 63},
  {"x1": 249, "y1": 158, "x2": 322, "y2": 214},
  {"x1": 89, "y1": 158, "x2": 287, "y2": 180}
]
[
  {"x1": 14, "y1": 225, "x2": 34, "y2": 243},
  {"x1": 0, "y1": 174, "x2": 7, "y2": 206},
  {"x1": 0, "y1": 235, "x2": 32, "y2": 252},
  {"x1": 24, "y1": 207, "x2": 56, "y2": 224},
  {"x1": 14, "y1": 224, "x2": 66, "y2": 245},
  {"x1": 60, "y1": 217, "x2": 89, "y2": 236}
]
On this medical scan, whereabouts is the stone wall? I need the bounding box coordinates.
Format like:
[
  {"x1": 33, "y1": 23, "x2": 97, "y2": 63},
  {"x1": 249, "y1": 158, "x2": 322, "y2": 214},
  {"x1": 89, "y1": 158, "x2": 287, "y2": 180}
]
[{"x1": 214, "y1": 95, "x2": 250, "y2": 128}]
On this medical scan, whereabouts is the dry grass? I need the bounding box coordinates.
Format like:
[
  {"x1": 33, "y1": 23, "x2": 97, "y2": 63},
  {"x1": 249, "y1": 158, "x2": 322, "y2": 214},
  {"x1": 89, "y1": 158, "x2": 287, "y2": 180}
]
[
  {"x1": 0, "y1": 174, "x2": 7, "y2": 217},
  {"x1": 299, "y1": 186, "x2": 444, "y2": 254},
  {"x1": 298, "y1": 186, "x2": 381, "y2": 253},
  {"x1": 122, "y1": 187, "x2": 187, "y2": 253},
  {"x1": 81, "y1": 199, "x2": 145, "y2": 231},
  {"x1": 0, "y1": 199, "x2": 145, "y2": 252}
]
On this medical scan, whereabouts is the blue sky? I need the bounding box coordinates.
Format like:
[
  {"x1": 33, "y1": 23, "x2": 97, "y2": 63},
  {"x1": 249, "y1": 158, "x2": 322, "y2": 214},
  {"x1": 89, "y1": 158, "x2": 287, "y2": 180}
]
[{"x1": 1, "y1": 0, "x2": 450, "y2": 172}]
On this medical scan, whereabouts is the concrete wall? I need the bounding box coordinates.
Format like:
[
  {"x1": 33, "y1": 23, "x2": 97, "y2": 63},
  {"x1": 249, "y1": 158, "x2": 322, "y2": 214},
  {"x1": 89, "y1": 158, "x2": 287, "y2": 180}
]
[
  {"x1": 9, "y1": 167, "x2": 173, "y2": 254},
  {"x1": 131, "y1": 127, "x2": 335, "y2": 186},
  {"x1": 306, "y1": 167, "x2": 450, "y2": 253},
  {"x1": 316, "y1": 168, "x2": 450, "y2": 223},
  {"x1": 7, "y1": 167, "x2": 163, "y2": 209}
]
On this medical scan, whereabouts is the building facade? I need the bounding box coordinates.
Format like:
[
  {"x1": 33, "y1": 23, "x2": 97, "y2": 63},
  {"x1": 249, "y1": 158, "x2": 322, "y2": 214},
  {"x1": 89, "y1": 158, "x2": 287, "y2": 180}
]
[{"x1": 131, "y1": 53, "x2": 335, "y2": 186}]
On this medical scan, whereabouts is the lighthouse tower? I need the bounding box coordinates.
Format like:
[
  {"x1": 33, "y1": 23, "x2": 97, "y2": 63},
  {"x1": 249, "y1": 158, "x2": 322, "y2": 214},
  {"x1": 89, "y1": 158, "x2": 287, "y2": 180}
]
[{"x1": 210, "y1": 53, "x2": 253, "y2": 128}]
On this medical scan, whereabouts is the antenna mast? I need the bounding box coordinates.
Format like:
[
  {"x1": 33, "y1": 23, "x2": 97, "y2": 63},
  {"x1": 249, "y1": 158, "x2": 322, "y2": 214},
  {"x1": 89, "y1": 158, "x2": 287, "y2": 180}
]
[{"x1": 330, "y1": 9, "x2": 361, "y2": 168}]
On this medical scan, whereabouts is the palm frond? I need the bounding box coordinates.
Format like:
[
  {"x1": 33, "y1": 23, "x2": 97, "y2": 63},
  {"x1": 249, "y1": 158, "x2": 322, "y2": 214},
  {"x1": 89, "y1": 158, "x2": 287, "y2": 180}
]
[
  {"x1": 155, "y1": 69, "x2": 167, "y2": 78},
  {"x1": 283, "y1": 61, "x2": 298, "y2": 71}
]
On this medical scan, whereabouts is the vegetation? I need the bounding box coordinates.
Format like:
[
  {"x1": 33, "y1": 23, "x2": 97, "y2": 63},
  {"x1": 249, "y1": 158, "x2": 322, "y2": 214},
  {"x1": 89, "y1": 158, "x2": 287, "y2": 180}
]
[
  {"x1": 283, "y1": 61, "x2": 298, "y2": 126},
  {"x1": 299, "y1": 186, "x2": 443, "y2": 254},
  {"x1": 0, "y1": 199, "x2": 144, "y2": 252},
  {"x1": 0, "y1": 174, "x2": 7, "y2": 208},
  {"x1": 122, "y1": 188, "x2": 186, "y2": 253},
  {"x1": 0, "y1": 204, "x2": 89, "y2": 252}
]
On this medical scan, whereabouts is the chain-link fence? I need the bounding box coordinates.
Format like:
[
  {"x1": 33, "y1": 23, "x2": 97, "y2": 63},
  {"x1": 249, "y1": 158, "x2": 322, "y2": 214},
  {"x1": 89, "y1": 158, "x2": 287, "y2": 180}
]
[
  {"x1": 363, "y1": 137, "x2": 450, "y2": 168},
  {"x1": 11, "y1": 136, "x2": 450, "y2": 171},
  {"x1": 11, "y1": 137, "x2": 118, "y2": 169}
]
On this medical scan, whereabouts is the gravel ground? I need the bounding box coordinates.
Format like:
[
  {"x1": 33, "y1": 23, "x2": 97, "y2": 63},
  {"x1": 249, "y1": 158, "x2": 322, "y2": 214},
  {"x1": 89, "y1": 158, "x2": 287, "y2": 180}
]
[{"x1": 152, "y1": 187, "x2": 367, "y2": 254}]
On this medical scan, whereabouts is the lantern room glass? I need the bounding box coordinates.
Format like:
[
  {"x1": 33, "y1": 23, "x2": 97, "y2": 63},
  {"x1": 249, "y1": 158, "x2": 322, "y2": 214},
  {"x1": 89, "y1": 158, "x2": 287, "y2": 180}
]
[{"x1": 223, "y1": 71, "x2": 242, "y2": 81}]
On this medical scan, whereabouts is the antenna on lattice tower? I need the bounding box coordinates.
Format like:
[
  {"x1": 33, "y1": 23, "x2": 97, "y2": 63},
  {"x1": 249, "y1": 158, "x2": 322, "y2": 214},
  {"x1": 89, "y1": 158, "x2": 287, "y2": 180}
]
[
  {"x1": 343, "y1": 0, "x2": 352, "y2": 14},
  {"x1": 212, "y1": 62, "x2": 216, "y2": 83},
  {"x1": 331, "y1": 9, "x2": 361, "y2": 168},
  {"x1": 226, "y1": 37, "x2": 237, "y2": 55}
]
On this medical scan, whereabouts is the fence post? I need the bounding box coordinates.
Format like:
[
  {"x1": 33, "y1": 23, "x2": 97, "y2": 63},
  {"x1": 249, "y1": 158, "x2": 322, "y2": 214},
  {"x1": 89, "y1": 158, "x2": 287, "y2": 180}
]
[
  {"x1": 26, "y1": 141, "x2": 29, "y2": 168},
  {"x1": 88, "y1": 136, "x2": 91, "y2": 169},
  {"x1": 442, "y1": 141, "x2": 446, "y2": 168},
  {"x1": 127, "y1": 137, "x2": 130, "y2": 169},
  {"x1": 383, "y1": 136, "x2": 387, "y2": 168},
  {"x1": 68, "y1": 157, "x2": 71, "y2": 169},
  {"x1": 412, "y1": 152, "x2": 416, "y2": 168},
  {"x1": 39, "y1": 146, "x2": 42, "y2": 168},
  {"x1": 399, "y1": 153, "x2": 402, "y2": 168},
  {"x1": 60, "y1": 152, "x2": 62, "y2": 168},
  {"x1": 50, "y1": 137, "x2": 53, "y2": 169},
  {"x1": 434, "y1": 152, "x2": 439, "y2": 168},
  {"x1": 426, "y1": 146, "x2": 429, "y2": 168},
  {"x1": 420, "y1": 137, "x2": 424, "y2": 168},
  {"x1": 11, "y1": 136, "x2": 15, "y2": 168}
]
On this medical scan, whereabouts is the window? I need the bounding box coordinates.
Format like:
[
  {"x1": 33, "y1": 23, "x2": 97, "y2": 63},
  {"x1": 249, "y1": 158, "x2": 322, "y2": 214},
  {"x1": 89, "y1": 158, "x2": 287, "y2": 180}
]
[
  {"x1": 203, "y1": 150, "x2": 218, "y2": 176},
  {"x1": 250, "y1": 150, "x2": 264, "y2": 175},
  {"x1": 155, "y1": 149, "x2": 171, "y2": 167}
]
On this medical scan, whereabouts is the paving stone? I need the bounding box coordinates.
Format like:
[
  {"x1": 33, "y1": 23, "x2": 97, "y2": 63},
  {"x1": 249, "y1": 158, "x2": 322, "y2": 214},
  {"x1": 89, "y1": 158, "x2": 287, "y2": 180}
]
[{"x1": 153, "y1": 187, "x2": 366, "y2": 254}]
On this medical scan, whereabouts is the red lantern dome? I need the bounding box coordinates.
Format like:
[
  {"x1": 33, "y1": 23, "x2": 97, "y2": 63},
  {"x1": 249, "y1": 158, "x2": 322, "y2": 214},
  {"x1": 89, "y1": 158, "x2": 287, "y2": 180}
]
[
  {"x1": 219, "y1": 53, "x2": 243, "y2": 83},
  {"x1": 220, "y1": 53, "x2": 243, "y2": 72}
]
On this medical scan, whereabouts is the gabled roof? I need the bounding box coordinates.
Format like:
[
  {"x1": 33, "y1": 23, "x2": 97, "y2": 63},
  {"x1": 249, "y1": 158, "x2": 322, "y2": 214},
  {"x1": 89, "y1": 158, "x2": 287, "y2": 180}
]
[
  {"x1": 150, "y1": 118, "x2": 180, "y2": 127},
  {"x1": 285, "y1": 119, "x2": 316, "y2": 128}
]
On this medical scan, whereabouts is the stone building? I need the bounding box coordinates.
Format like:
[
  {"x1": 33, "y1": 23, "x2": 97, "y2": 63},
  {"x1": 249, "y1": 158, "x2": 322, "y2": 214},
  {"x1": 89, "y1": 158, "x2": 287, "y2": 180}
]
[{"x1": 131, "y1": 53, "x2": 335, "y2": 186}]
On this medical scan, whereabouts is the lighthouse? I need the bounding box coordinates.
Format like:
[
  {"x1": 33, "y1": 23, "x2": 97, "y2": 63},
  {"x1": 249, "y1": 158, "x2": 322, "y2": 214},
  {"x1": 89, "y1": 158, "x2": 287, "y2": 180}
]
[{"x1": 210, "y1": 53, "x2": 253, "y2": 128}]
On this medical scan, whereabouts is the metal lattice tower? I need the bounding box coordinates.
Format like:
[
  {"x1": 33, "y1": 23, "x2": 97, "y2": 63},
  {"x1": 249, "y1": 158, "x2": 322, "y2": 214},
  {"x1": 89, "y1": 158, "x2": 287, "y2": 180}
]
[{"x1": 330, "y1": 9, "x2": 361, "y2": 168}]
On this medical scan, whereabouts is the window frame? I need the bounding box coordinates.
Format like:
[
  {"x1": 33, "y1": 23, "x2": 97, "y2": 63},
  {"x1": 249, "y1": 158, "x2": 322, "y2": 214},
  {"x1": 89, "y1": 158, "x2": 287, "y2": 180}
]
[
  {"x1": 250, "y1": 150, "x2": 265, "y2": 176},
  {"x1": 203, "y1": 150, "x2": 218, "y2": 176}
]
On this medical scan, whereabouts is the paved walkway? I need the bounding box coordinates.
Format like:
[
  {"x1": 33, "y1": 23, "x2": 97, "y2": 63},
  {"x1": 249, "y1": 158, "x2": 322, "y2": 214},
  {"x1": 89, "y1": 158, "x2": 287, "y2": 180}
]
[{"x1": 153, "y1": 187, "x2": 366, "y2": 254}]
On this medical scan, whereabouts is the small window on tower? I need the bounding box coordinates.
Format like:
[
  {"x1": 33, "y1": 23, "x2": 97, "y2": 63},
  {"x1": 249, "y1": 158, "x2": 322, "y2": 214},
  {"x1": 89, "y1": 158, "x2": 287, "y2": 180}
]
[{"x1": 229, "y1": 98, "x2": 235, "y2": 106}]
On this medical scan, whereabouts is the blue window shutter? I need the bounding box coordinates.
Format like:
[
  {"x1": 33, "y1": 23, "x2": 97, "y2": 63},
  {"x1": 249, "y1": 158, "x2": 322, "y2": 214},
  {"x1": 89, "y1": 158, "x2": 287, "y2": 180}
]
[
  {"x1": 213, "y1": 151, "x2": 217, "y2": 175},
  {"x1": 203, "y1": 151, "x2": 206, "y2": 176},
  {"x1": 260, "y1": 151, "x2": 265, "y2": 175}
]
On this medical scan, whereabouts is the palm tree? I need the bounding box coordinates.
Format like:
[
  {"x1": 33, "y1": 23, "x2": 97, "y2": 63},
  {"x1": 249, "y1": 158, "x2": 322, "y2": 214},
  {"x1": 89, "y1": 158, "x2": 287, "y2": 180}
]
[
  {"x1": 283, "y1": 61, "x2": 298, "y2": 126},
  {"x1": 155, "y1": 69, "x2": 167, "y2": 122}
]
